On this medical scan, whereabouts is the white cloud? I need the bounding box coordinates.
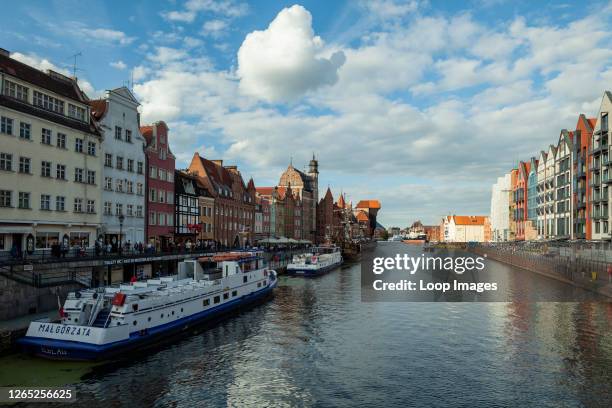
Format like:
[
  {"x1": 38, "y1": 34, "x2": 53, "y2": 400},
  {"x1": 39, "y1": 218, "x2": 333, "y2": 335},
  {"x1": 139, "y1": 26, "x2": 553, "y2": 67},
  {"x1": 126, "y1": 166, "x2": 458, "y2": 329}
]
[
  {"x1": 237, "y1": 5, "x2": 346, "y2": 102},
  {"x1": 79, "y1": 27, "x2": 135, "y2": 45},
  {"x1": 110, "y1": 60, "x2": 127, "y2": 70},
  {"x1": 359, "y1": 0, "x2": 420, "y2": 19},
  {"x1": 201, "y1": 19, "x2": 228, "y2": 38},
  {"x1": 162, "y1": 0, "x2": 248, "y2": 23}
]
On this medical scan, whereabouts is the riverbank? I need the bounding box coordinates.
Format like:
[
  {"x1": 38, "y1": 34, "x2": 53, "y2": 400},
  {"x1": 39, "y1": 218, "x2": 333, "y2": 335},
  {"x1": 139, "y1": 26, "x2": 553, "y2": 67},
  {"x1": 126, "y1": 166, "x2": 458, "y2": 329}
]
[{"x1": 468, "y1": 245, "x2": 612, "y2": 299}]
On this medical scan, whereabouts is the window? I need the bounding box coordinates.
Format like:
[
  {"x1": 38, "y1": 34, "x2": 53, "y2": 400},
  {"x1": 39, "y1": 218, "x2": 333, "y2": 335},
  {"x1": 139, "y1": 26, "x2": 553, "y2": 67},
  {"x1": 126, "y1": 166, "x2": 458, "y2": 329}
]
[
  {"x1": 105, "y1": 153, "x2": 113, "y2": 167},
  {"x1": 18, "y1": 192, "x2": 30, "y2": 209},
  {"x1": 223, "y1": 293, "x2": 229, "y2": 300},
  {"x1": 137, "y1": 161, "x2": 143, "y2": 174},
  {"x1": 87, "y1": 170, "x2": 95, "y2": 185},
  {"x1": 104, "y1": 201, "x2": 112, "y2": 215},
  {"x1": 74, "y1": 198, "x2": 83, "y2": 213},
  {"x1": 68, "y1": 104, "x2": 86, "y2": 121},
  {"x1": 136, "y1": 205, "x2": 143, "y2": 217},
  {"x1": 116, "y1": 156, "x2": 123, "y2": 170},
  {"x1": 116, "y1": 179, "x2": 123, "y2": 192},
  {"x1": 203, "y1": 299, "x2": 210, "y2": 307},
  {"x1": 0, "y1": 190, "x2": 11, "y2": 207},
  {"x1": 41, "y1": 161, "x2": 52, "y2": 177},
  {"x1": 40, "y1": 194, "x2": 51, "y2": 210},
  {"x1": 19, "y1": 122, "x2": 31, "y2": 140},
  {"x1": 149, "y1": 166, "x2": 157, "y2": 178},
  {"x1": 243, "y1": 276, "x2": 248, "y2": 283},
  {"x1": 127, "y1": 159, "x2": 134, "y2": 172},
  {"x1": 87, "y1": 200, "x2": 95, "y2": 214},
  {"x1": 115, "y1": 126, "x2": 122, "y2": 140},
  {"x1": 149, "y1": 188, "x2": 156, "y2": 202},
  {"x1": 3, "y1": 80, "x2": 29, "y2": 101},
  {"x1": 127, "y1": 204, "x2": 133, "y2": 216},
  {"x1": 19, "y1": 157, "x2": 30, "y2": 174},
  {"x1": 125, "y1": 129, "x2": 132, "y2": 143},
  {"x1": 56, "y1": 133, "x2": 66, "y2": 148},
  {"x1": 105, "y1": 177, "x2": 112, "y2": 190},
  {"x1": 55, "y1": 196, "x2": 65, "y2": 211},
  {"x1": 159, "y1": 169, "x2": 166, "y2": 181},
  {"x1": 126, "y1": 181, "x2": 133, "y2": 194},
  {"x1": 35, "y1": 91, "x2": 64, "y2": 113},
  {"x1": 75, "y1": 138, "x2": 83, "y2": 153},
  {"x1": 87, "y1": 141, "x2": 96, "y2": 156},
  {"x1": 0, "y1": 153, "x2": 12, "y2": 171},
  {"x1": 149, "y1": 211, "x2": 156, "y2": 225},
  {"x1": 158, "y1": 213, "x2": 165, "y2": 226},
  {"x1": 137, "y1": 183, "x2": 143, "y2": 195},
  {"x1": 35, "y1": 232, "x2": 59, "y2": 249},
  {"x1": 41, "y1": 128, "x2": 52, "y2": 145},
  {"x1": 116, "y1": 203, "x2": 123, "y2": 216},
  {"x1": 0, "y1": 116, "x2": 13, "y2": 135},
  {"x1": 232, "y1": 290, "x2": 237, "y2": 297},
  {"x1": 56, "y1": 164, "x2": 66, "y2": 180},
  {"x1": 214, "y1": 296, "x2": 220, "y2": 304},
  {"x1": 159, "y1": 189, "x2": 165, "y2": 203},
  {"x1": 75, "y1": 168, "x2": 84, "y2": 183}
]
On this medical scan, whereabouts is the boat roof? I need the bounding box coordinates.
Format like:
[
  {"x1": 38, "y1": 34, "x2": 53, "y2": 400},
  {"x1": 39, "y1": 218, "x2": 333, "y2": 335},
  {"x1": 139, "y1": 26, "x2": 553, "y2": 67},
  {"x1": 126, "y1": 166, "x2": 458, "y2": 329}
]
[{"x1": 197, "y1": 251, "x2": 262, "y2": 263}]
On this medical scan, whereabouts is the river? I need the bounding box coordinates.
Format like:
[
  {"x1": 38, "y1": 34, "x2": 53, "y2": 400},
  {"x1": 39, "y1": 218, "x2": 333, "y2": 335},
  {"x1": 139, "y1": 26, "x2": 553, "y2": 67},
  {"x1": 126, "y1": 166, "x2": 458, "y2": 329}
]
[{"x1": 1, "y1": 242, "x2": 611, "y2": 407}]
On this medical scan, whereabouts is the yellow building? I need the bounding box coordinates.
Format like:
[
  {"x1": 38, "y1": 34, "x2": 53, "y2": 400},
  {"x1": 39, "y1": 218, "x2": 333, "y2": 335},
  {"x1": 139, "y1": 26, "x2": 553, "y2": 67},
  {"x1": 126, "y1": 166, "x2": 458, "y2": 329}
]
[{"x1": 0, "y1": 49, "x2": 102, "y2": 255}]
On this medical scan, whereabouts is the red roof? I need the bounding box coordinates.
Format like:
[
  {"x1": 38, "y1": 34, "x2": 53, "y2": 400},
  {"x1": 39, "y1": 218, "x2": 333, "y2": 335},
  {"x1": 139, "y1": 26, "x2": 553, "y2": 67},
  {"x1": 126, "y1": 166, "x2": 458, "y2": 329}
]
[
  {"x1": 140, "y1": 125, "x2": 153, "y2": 145},
  {"x1": 588, "y1": 118, "x2": 597, "y2": 129},
  {"x1": 356, "y1": 211, "x2": 369, "y2": 222},
  {"x1": 453, "y1": 216, "x2": 487, "y2": 226},
  {"x1": 355, "y1": 200, "x2": 381, "y2": 209},
  {"x1": 89, "y1": 99, "x2": 107, "y2": 120}
]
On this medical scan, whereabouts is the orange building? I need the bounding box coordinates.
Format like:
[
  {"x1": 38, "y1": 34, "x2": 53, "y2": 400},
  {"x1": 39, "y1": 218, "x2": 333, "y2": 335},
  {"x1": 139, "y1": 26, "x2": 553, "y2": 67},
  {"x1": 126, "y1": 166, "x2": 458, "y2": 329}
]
[
  {"x1": 575, "y1": 114, "x2": 596, "y2": 239},
  {"x1": 514, "y1": 162, "x2": 530, "y2": 241}
]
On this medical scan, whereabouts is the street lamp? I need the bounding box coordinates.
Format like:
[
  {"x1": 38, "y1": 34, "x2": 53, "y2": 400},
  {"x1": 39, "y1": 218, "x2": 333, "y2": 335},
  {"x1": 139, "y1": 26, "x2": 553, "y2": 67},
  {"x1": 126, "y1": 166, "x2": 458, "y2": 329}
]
[{"x1": 118, "y1": 214, "x2": 125, "y2": 254}]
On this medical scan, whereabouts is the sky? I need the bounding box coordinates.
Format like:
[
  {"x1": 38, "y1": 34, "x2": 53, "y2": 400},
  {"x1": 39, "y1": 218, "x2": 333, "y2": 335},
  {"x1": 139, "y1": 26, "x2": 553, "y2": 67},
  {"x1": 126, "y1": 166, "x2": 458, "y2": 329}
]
[{"x1": 2, "y1": 0, "x2": 612, "y2": 228}]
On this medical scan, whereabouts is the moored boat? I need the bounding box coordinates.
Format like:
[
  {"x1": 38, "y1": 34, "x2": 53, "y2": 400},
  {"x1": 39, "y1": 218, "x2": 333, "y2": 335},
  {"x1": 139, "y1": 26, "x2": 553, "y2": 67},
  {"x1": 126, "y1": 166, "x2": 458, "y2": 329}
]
[
  {"x1": 286, "y1": 246, "x2": 342, "y2": 277},
  {"x1": 18, "y1": 251, "x2": 277, "y2": 361}
]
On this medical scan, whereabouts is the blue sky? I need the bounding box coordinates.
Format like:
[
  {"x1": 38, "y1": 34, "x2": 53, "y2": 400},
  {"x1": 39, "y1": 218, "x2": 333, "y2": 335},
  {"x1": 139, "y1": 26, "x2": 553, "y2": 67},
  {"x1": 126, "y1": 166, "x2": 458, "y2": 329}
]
[{"x1": 2, "y1": 0, "x2": 612, "y2": 227}]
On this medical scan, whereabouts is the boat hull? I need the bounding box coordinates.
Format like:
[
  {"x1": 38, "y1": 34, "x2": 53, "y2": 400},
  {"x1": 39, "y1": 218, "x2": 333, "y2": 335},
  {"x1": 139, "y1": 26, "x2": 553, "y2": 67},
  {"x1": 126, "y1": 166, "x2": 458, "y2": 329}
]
[
  {"x1": 18, "y1": 281, "x2": 277, "y2": 361},
  {"x1": 286, "y1": 260, "x2": 342, "y2": 277}
]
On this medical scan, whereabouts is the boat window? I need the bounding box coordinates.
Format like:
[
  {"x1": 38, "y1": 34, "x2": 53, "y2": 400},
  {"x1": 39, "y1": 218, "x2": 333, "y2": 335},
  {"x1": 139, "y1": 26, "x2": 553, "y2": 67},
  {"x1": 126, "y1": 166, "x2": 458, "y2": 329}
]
[
  {"x1": 133, "y1": 321, "x2": 137, "y2": 326},
  {"x1": 203, "y1": 299, "x2": 210, "y2": 306},
  {"x1": 172, "y1": 311, "x2": 175, "y2": 315},
  {"x1": 180, "y1": 308, "x2": 183, "y2": 313},
  {"x1": 232, "y1": 290, "x2": 237, "y2": 297},
  {"x1": 161, "y1": 313, "x2": 164, "y2": 318},
  {"x1": 214, "y1": 296, "x2": 220, "y2": 304},
  {"x1": 243, "y1": 276, "x2": 248, "y2": 283},
  {"x1": 223, "y1": 293, "x2": 229, "y2": 300},
  {"x1": 148, "y1": 317, "x2": 151, "y2": 322},
  {"x1": 257, "y1": 282, "x2": 261, "y2": 288}
]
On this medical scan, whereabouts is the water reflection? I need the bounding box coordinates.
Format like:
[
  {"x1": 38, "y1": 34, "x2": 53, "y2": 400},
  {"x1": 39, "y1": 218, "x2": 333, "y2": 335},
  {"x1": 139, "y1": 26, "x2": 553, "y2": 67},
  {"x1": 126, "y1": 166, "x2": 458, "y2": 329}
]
[{"x1": 0, "y1": 242, "x2": 610, "y2": 407}]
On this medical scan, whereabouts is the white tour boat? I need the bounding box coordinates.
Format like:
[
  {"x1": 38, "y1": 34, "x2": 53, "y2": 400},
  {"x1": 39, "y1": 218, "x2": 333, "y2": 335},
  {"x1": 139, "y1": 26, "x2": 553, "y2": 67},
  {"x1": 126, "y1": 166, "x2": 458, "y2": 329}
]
[
  {"x1": 286, "y1": 246, "x2": 343, "y2": 277},
  {"x1": 18, "y1": 251, "x2": 277, "y2": 360}
]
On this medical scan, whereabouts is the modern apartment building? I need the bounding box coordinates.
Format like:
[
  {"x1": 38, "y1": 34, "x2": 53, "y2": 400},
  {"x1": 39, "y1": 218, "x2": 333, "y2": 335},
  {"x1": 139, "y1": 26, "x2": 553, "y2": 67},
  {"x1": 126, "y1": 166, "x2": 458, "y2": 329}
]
[
  {"x1": 555, "y1": 130, "x2": 573, "y2": 238},
  {"x1": 141, "y1": 121, "x2": 175, "y2": 249},
  {"x1": 90, "y1": 87, "x2": 146, "y2": 250},
  {"x1": 0, "y1": 49, "x2": 102, "y2": 255},
  {"x1": 527, "y1": 157, "x2": 538, "y2": 234},
  {"x1": 536, "y1": 145, "x2": 556, "y2": 239},
  {"x1": 514, "y1": 161, "x2": 530, "y2": 240},
  {"x1": 590, "y1": 91, "x2": 612, "y2": 240},
  {"x1": 490, "y1": 173, "x2": 511, "y2": 241},
  {"x1": 573, "y1": 114, "x2": 595, "y2": 239}
]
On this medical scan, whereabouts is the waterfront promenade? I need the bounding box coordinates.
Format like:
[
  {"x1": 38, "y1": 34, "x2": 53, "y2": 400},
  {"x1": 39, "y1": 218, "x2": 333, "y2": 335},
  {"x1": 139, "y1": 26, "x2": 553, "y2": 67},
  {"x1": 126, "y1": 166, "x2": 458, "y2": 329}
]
[{"x1": 469, "y1": 242, "x2": 612, "y2": 298}]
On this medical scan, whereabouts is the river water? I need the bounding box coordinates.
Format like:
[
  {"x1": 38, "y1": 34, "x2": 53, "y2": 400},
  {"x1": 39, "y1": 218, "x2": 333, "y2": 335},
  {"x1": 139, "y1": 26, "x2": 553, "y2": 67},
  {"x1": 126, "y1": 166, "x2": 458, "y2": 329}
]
[{"x1": 1, "y1": 242, "x2": 611, "y2": 407}]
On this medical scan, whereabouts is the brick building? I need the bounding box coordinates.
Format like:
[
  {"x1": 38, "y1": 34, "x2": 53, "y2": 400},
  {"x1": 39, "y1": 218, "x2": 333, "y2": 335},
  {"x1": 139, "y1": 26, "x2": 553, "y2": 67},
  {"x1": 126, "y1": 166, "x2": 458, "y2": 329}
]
[
  {"x1": 188, "y1": 153, "x2": 255, "y2": 248},
  {"x1": 141, "y1": 121, "x2": 175, "y2": 249}
]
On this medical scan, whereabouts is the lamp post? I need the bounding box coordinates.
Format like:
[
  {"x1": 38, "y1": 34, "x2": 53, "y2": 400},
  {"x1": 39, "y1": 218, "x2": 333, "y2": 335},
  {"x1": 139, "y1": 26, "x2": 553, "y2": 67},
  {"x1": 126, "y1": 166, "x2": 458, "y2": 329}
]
[{"x1": 118, "y1": 214, "x2": 125, "y2": 254}]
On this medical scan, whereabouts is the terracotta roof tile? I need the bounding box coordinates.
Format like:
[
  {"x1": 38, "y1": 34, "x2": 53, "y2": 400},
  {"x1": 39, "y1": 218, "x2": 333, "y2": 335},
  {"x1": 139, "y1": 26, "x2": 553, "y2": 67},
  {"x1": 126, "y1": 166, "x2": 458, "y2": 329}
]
[{"x1": 355, "y1": 200, "x2": 381, "y2": 209}]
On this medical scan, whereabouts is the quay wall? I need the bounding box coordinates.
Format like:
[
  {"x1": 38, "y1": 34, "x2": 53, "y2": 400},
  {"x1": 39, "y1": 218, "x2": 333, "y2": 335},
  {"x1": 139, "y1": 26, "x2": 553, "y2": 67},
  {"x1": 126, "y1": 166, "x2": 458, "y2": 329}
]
[{"x1": 468, "y1": 244, "x2": 612, "y2": 299}]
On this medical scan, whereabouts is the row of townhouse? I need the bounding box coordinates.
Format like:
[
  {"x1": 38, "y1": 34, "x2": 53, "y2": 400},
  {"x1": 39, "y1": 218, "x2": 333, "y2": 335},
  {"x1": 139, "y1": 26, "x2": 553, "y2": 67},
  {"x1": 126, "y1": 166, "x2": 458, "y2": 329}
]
[
  {"x1": 490, "y1": 91, "x2": 611, "y2": 241},
  {"x1": 0, "y1": 48, "x2": 262, "y2": 256}
]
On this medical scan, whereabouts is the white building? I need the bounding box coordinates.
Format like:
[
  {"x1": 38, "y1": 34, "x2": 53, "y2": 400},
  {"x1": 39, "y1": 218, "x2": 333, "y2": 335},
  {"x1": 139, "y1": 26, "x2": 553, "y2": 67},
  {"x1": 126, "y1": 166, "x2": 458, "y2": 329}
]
[
  {"x1": 591, "y1": 91, "x2": 612, "y2": 239},
  {"x1": 0, "y1": 49, "x2": 102, "y2": 255},
  {"x1": 490, "y1": 173, "x2": 511, "y2": 241},
  {"x1": 554, "y1": 130, "x2": 573, "y2": 238},
  {"x1": 441, "y1": 215, "x2": 489, "y2": 242},
  {"x1": 536, "y1": 145, "x2": 556, "y2": 239},
  {"x1": 90, "y1": 87, "x2": 146, "y2": 249}
]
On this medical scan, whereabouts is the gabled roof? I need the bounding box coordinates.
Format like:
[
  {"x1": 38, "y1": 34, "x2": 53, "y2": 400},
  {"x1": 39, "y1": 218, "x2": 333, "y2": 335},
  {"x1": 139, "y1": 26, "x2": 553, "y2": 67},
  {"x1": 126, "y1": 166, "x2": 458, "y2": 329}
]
[
  {"x1": 110, "y1": 86, "x2": 140, "y2": 105},
  {"x1": 355, "y1": 200, "x2": 381, "y2": 209},
  {"x1": 337, "y1": 194, "x2": 346, "y2": 209},
  {"x1": 355, "y1": 210, "x2": 369, "y2": 222},
  {"x1": 89, "y1": 99, "x2": 107, "y2": 120},
  {"x1": 0, "y1": 52, "x2": 87, "y2": 102},
  {"x1": 453, "y1": 215, "x2": 487, "y2": 226},
  {"x1": 140, "y1": 125, "x2": 154, "y2": 145}
]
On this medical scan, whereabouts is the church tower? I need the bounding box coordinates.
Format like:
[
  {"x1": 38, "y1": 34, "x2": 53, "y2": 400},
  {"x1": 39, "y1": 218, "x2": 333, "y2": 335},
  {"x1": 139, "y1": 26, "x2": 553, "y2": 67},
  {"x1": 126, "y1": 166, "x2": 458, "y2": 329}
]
[{"x1": 308, "y1": 154, "x2": 319, "y2": 242}]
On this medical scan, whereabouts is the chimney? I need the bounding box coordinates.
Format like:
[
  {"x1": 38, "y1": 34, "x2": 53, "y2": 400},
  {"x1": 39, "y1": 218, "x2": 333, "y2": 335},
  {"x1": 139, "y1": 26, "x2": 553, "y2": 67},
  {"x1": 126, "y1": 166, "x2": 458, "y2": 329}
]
[
  {"x1": 0, "y1": 48, "x2": 9, "y2": 57},
  {"x1": 212, "y1": 160, "x2": 223, "y2": 166}
]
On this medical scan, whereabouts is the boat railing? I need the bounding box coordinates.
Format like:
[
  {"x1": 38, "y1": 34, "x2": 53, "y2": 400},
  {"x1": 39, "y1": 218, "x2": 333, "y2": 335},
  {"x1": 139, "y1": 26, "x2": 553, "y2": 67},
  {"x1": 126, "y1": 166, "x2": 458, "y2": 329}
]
[{"x1": 87, "y1": 295, "x2": 103, "y2": 326}]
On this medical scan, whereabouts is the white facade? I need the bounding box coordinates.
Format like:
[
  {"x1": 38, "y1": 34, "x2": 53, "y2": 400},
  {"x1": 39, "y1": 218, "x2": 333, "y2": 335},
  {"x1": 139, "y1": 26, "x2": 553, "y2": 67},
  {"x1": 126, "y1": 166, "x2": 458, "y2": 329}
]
[
  {"x1": 490, "y1": 173, "x2": 510, "y2": 241},
  {"x1": 95, "y1": 88, "x2": 146, "y2": 248},
  {"x1": 554, "y1": 131, "x2": 573, "y2": 238},
  {"x1": 0, "y1": 51, "x2": 102, "y2": 254},
  {"x1": 536, "y1": 146, "x2": 556, "y2": 239},
  {"x1": 591, "y1": 91, "x2": 612, "y2": 239}
]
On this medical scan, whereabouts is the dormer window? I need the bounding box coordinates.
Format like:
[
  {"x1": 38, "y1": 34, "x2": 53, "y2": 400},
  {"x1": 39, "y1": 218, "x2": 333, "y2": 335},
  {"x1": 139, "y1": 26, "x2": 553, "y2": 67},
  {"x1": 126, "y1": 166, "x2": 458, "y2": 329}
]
[
  {"x1": 33, "y1": 90, "x2": 64, "y2": 114},
  {"x1": 3, "y1": 80, "x2": 28, "y2": 102},
  {"x1": 68, "y1": 104, "x2": 86, "y2": 122}
]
